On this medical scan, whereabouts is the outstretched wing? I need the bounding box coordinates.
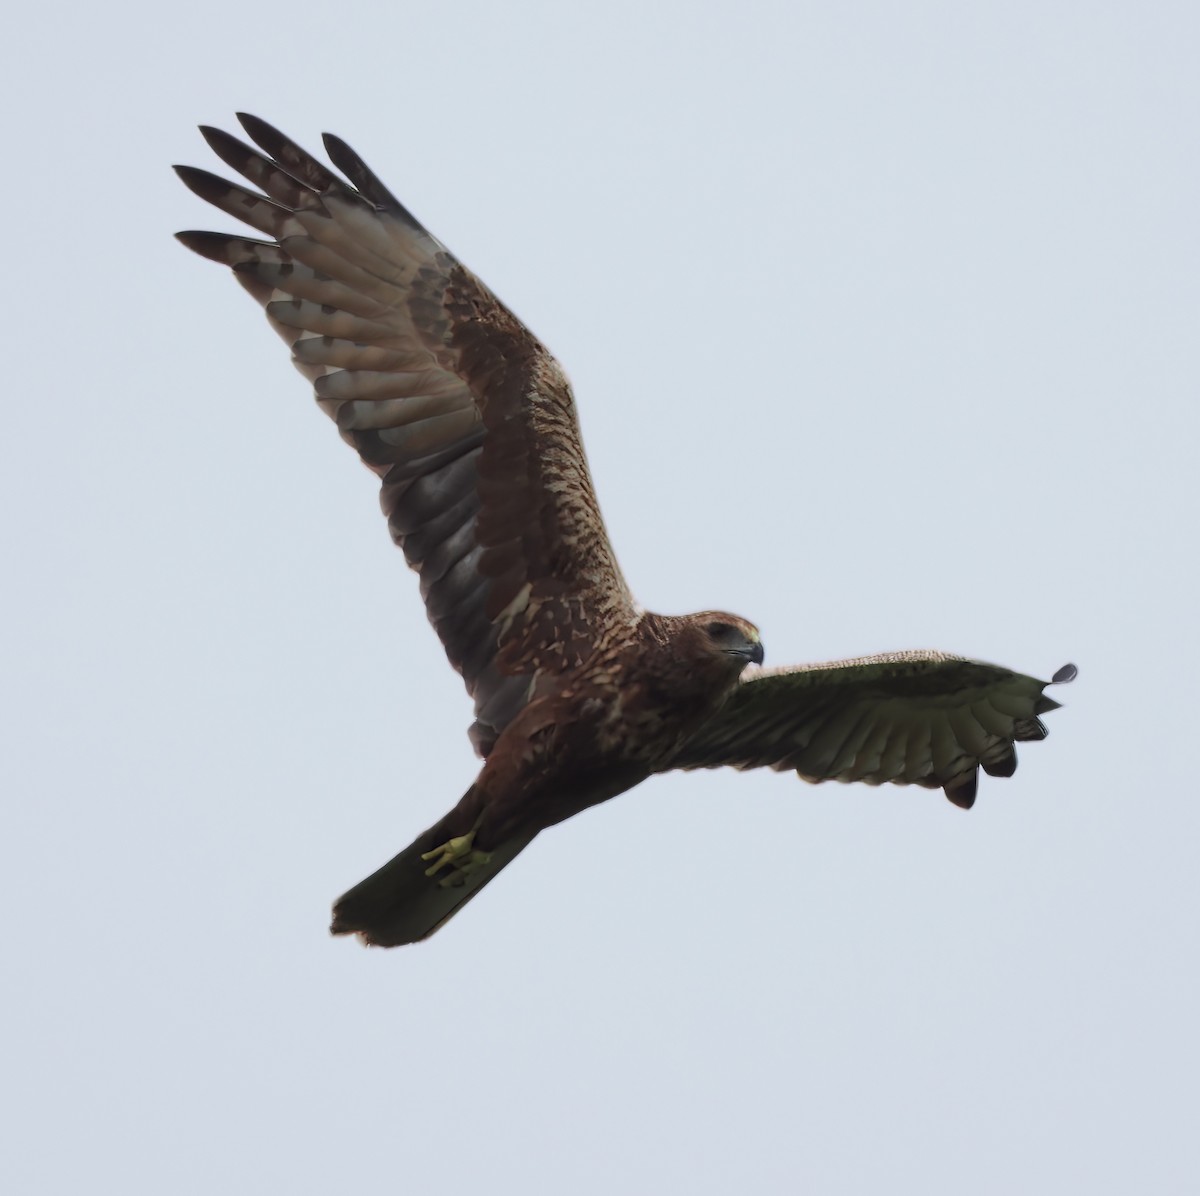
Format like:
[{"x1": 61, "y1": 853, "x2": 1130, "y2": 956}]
[
  {"x1": 176, "y1": 116, "x2": 636, "y2": 755},
  {"x1": 664, "y1": 653, "x2": 1076, "y2": 809}
]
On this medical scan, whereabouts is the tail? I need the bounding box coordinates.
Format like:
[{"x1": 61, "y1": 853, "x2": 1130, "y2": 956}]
[{"x1": 329, "y1": 795, "x2": 538, "y2": 947}]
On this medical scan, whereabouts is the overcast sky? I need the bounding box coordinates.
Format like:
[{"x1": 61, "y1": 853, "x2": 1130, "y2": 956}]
[{"x1": 4, "y1": 2, "x2": 1197, "y2": 1192}]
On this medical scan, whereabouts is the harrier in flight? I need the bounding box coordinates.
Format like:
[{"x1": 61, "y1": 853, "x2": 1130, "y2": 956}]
[{"x1": 177, "y1": 116, "x2": 1074, "y2": 946}]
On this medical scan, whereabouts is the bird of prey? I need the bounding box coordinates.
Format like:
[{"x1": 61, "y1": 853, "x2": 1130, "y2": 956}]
[{"x1": 176, "y1": 115, "x2": 1075, "y2": 947}]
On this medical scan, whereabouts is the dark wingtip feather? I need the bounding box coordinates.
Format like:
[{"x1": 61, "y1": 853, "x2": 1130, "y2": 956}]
[
  {"x1": 175, "y1": 165, "x2": 283, "y2": 220},
  {"x1": 199, "y1": 124, "x2": 257, "y2": 171},
  {"x1": 175, "y1": 229, "x2": 234, "y2": 262},
  {"x1": 235, "y1": 112, "x2": 286, "y2": 150},
  {"x1": 173, "y1": 163, "x2": 225, "y2": 201},
  {"x1": 235, "y1": 113, "x2": 338, "y2": 191},
  {"x1": 944, "y1": 770, "x2": 978, "y2": 810},
  {"x1": 323, "y1": 133, "x2": 394, "y2": 201},
  {"x1": 198, "y1": 124, "x2": 230, "y2": 150},
  {"x1": 982, "y1": 747, "x2": 1018, "y2": 778},
  {"x1": 321, "y1": 132, "x2": 427, "y2": 232},
  {"x1": 1013, "y1": 717, "x2": 1049, "y2": 742}
]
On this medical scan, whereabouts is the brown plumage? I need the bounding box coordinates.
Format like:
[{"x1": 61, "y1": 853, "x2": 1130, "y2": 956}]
[{"x1": 177, "y1": 116, "x2": 1075, "y2": 947}]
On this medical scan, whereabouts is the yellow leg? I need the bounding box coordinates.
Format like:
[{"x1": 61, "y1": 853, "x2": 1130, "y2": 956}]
[{"x1": 420, "y1": 831, "x2": 493, "y2": 888}]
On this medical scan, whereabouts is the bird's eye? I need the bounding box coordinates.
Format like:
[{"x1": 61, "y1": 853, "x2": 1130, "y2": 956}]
[{"x1": 706, "y1": 621, "x2": 734, "y2": 639}]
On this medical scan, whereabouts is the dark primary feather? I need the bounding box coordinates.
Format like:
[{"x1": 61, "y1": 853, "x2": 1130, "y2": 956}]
[
  {"x1": 176, "y1": 115, "x2": 637, "y2": 756},
  {"x1": 664, "y1": 651, "x2": 1076, "y2": 810}
]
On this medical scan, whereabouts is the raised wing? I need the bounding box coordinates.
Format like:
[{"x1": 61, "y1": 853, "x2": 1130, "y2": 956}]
[
  {"x1": 664, "y1": 653, "x2": 1076, "y2": 808},
  {"x1": 176, "y1": 116, "x2": 636, "y2": 755}
]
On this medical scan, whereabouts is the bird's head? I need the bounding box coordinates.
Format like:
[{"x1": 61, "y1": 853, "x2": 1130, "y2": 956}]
[{"x1": 684, "y1": 612, "x2": 765, "y2": 674}]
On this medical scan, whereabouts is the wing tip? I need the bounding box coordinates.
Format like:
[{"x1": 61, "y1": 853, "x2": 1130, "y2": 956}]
[
  {"x1": 172, "y1": 162, "x2": 208, "y2": 192},
  {"x1": 981, "y1": 748, "x2": 1018, "y2": 779},
  {"x1": 321, "y1": 129, "x2": 422, "y2": 225},
  {"x1": 174, "y1": 229, "x2": 228, "y2": 262},
  {"x1": 943, "y1": 771, "x2": 978, "y2": 810},
  {"x1": 234, "y1": 111, "x2": 275, "y2": 144}
]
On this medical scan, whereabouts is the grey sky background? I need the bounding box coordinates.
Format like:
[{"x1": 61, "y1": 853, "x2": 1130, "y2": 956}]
[{"x1": 4, "y1": 2, "x2": 1197, "y2": 1192}]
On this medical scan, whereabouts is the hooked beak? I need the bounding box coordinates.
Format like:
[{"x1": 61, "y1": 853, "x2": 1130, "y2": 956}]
[{"x1": 730, "y1": 640, "x2": 764, "y2": 666}]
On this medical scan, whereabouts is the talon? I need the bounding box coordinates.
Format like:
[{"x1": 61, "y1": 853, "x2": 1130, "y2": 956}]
[
  {"x1": 421, "y1": 832, "x2": 476, "y2": 876},
  {"x1": 420, "y1": 831, "x2": 492, "y2": 885}
]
